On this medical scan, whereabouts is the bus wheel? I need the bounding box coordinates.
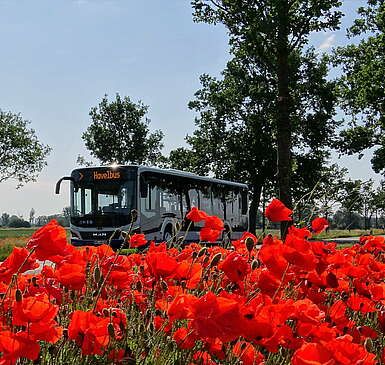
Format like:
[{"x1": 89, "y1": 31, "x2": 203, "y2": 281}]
[
  {"x1": 163, "y1": 226, "x2": 174, "y2": 243},
  {"x1": 222, "y1": 227, "x2": 231, "y2": 244}
]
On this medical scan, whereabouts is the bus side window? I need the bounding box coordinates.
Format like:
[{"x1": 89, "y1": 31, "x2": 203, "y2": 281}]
[
  {"x1": 241, "y1": 190, "x2": 248, "y2": 215},
  {"x1": 200, "y1": 186, "x2": 212, "y2": 215},
  {"x1": 212, "y1": 186, "x2": 224, "y2": 219},
  {"x1": 189, "y1": 189, "x2": 199, "y2": 208},
  {"x1": 141, "y1": 185, "x2": 159, "y2": 218},
  {"x1": 160, "y1": 189, "x2": 179, "y2": 216}
]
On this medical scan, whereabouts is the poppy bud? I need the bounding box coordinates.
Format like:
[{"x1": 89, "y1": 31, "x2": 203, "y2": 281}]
[
  {"x1": 136, "y1": 281, "x2": 143, "y2": 292},
  {"x1": 364, "y1": 338, "x2": 373, "y2": 352},
  {"x1": 93, "y1": 266, "x2": 101, "y2": 283},
  {"x1": 131, "y1": 209, "x2": 138, "y2": 222},
  {"x1": 15, "y1": 289, "x2": 22, "y2": 302},
  {"x1": 198, "y1": 247, "x2": 207, "y2": 257},
  {"x1": 108, "y1": 323, "x2": 115, "y2": 339},
  {"x1": 245, "y1": 237, "x2": 255, "y2": 252},
  {"x1": 251, "y1": 259, "x2": 260, "y2": 270},
  {"x1": 160, "y1": 280, "x2": 168, "y2": 292},
  {"x1": 210, "y1": 253, "x2": 222, "y2": 268},
  {"x1": 203, "y1": 256, "x2": 210, "y2": 265},
  {"x1": 175, "y1": 222, "x2": 181, "y2": 232},
  {"x1": 70, "y1": 290, "x2": 76, "y2": 301}
]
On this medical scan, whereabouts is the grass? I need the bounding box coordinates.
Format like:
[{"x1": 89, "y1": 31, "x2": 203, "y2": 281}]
[
  {"x1": 256, "y1": 228, "x2": 385, "y2": 240},
  {"x1": 0, "y1": 227, "x2": 382, "y2": 261}
]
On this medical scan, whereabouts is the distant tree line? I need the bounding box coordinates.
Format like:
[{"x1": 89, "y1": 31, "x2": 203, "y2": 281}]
[{"x1": 0, "y1": 207, "x2": 70, "y2": 228}]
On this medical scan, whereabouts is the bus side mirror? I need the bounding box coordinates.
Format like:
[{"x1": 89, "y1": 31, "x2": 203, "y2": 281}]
[
  {"x1": 140, "y1": 180, "x2": 148, "y2": 198},
  {"x1": 56, "y1": 176, "x2": 78, "y2": 194}
]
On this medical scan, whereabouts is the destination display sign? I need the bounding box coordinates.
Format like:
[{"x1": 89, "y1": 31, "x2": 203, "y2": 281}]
[{"x1": 71, "y1": 167, "x2": 137, "y2": 183}]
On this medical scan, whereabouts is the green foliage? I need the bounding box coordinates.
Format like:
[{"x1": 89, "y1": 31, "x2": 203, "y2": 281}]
[
  {"x1": 82, "y1": 94, "x2": 164, "y2": 166},
  {"x1": 334, "y1": 0, "x2": 385, "y2": 172},
  {"x1": 0, "y1": 110, "x2": 51, "y2": 186},
  {"x1": 178, "y1": 0, "x2": 343, "y2": 233}
]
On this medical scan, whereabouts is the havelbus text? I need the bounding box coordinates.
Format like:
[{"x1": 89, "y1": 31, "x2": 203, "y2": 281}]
[{"x1": 93, "y1": 171, "x2": 121, "y2": 180}]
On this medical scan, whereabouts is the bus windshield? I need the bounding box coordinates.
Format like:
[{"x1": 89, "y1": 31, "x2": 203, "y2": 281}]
[{"x1": 71, "y1": 179, "x2": 136, "y2": 227}]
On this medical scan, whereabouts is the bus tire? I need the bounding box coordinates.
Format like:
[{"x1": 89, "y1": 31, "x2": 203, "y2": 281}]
[
  {"x1": 222, "y1": 226, "x2": 231, "y2": 243},
  {"x1": 163, "y1": 225, "x2": 174, "y2": 243}
]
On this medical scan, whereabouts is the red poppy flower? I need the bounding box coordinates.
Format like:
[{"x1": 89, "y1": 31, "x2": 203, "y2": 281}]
[
  {"x1": 204, "y1": 216, "x2": 224, "y2": 231},
  {"x1": 0, "y1": 330, "x2": 40, "y2": 362},
  {"x1": 129, "y1": 234, "x2": 147, "y2": 248},
  {"x1": 26, "y1": 219, "x2": 69, "y2": 261},
  {"x1": 311, "y1": 217, "x2": 329, "y2": 234},
  {"x1": 219, "y1": 252, "x2": 250, "y2": 282},
  {"x1": 233, "y1": 341, "x2": 265, "y2": 365},
  {"x1": 173, "y1": 327, "x2": 198, "y2": 349},
  {"x1": 190, "y1": 292, "x2": 243, "y2": 341},
  {"x1": 68, "y1": 310, "x2": 110, "y2": 356},
  {"x1": 292, "y1": 342, "x2": 334, "y2": 365},
  {"x1": 146, "y1": 252, "x2": 178, "y2": 279},
  {"x1": 0, "y1": 247, "x2": 38, "y2": 284},
  {"x1": 186, "y1": 207, "x2": 209, "y2": 222},
  {"x1": 264, "y1": 199, "x2": 293, "y2": 222},
  {"x1": 200, "y1": 227, "x2": 221, "y2": 243},
  {"x1": 55, "y1": 263, "x2": 86, "y2": 290},
  {"x1": 12, "y1": 294, "x2": 58, "y2": 326}
]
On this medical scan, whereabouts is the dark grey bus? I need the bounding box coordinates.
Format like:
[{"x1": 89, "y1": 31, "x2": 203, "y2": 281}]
[{"x1": 56, "y1": 165, "x2": 249, "y2": 248}]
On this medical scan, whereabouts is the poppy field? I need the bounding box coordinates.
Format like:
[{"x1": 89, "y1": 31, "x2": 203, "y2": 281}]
[{"x1": 0, "y1": 199, "x2": 385, "y2": 364}]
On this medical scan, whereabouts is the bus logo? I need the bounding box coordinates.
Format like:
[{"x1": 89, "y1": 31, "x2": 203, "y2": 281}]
[{"x1": 93, "y1": 171, "x2": 121, "y2": 180}]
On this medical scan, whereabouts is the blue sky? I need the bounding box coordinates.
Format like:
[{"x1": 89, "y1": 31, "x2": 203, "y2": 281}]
[{"x1": 0, "y1": 0, "x2": 378, "y2": 219}]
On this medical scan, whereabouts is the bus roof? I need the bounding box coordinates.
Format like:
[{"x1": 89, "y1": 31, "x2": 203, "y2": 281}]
[{"x1": 73, "y1": 164, "x2": 248, "y2": 189}]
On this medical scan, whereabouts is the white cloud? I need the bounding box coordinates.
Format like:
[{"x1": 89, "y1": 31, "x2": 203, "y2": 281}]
[{"x1": 318, "y1": 34, "x2": 336, "y2": 51}]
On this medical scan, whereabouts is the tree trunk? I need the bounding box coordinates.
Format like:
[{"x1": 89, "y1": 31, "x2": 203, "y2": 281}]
[
  {"x1": 249, "y1": 184, "x2": 262, "y2": 235},
  {"x1": 276, "y1": 0, "x2": 292, "y2": 239}
]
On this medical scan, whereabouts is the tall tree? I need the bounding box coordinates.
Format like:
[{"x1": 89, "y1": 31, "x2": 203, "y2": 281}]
[
  {"x1": 0, "y1": 110, "x2": 51, "y2": 187},
  {"x1": 334, "y1": 1, "x2": 385, "y2": 172},
  {"x1": 190, "y1": 0, "x2": 342, "y2": 236},
  {"x1": 82, "y1": 94, "x2": 164, "y2": 166}
]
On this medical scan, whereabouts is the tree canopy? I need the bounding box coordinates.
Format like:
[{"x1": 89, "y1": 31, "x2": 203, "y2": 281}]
[
  {"x1": 167, "y1": 0, "x2": 342, "y2": 233},
  {"x1": 82, "y1": 94, "x2": 164, "y2": 166},
  {"x1": 191, "y1": 1, "x2": 342, "y2": 233},
  {"x1": 0, "y1": 110, "x2": 51, "y2": 187},
  {"x1": 334, "y1": 0, "x2": 385, "y2": 173}
]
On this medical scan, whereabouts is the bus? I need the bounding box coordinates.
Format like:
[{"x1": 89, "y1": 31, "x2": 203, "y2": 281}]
[{"x1": 56, "y1": 165, "x2": 249, "y2": 248}]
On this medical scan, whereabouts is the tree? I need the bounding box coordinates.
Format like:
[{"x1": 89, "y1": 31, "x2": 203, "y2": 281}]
[
  {"x1": 62, "y1": 207, "x2": 71, "y2": 227},
  {"x1": 29, "y1": 208, "x2": 35, "y2": 226},
  {"x1": 170, "y1": 49, "x2": 339, "y2": 233},
  {"x1": 312, "y1": 164, "x2": 348, "y2": 221},
  {"x1": 334, "y1": 1, "x2": 385, "y2": 173},
  {"x1": 0, "y1": 110, "x2": 51, "y2": 186},
  {"x1": 190, "y1": 0, "x2": 342, "y2": 236},
  {"x1": 82, "y1": 94, "x2": 164, "y2": 166},
  {"x1": 8, "y1": 216, "x2": 30, "y2": 228},
  {"x1": 0, "y1": 213, "x2": 9, "y2": 227}
]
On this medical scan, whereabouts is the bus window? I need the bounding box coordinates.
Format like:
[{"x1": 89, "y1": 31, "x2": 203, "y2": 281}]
[
  {"x1": 142, "y1": 185, "x2": 158, "y2": 218},
  {"x1": 200, "y1": 185, "x2": 212, "y2": 215},
  {"x1": 189, "y1": 189, "x2": 199, "y2": 208},
  {"x1": 73, "y1": 187, "x2": 92, "y2": 216},
  {"x1": 160, "y1": 189, "x2": 179, "y2": 216},
  {"x1": 212, "y1": 186, "x2": 224, "y2": 219},
  {"x1": 241, "y1": 190, "x2": 248, "y2": 215}
]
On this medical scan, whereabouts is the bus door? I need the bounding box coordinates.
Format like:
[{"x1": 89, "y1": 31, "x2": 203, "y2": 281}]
[{"x1": 139, "y1": 182, "x2": 161, "y2": 237}]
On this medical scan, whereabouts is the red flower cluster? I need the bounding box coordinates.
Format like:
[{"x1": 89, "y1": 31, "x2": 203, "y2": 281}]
[{"x1": 0, "y1": 201, "x2": 382, "y2": 364}]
